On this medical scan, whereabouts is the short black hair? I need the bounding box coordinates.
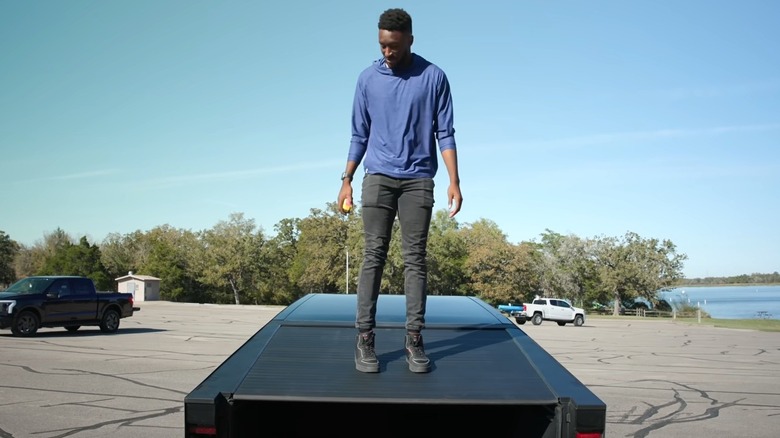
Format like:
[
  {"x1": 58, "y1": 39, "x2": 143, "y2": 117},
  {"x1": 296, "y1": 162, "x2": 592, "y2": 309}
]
[{"x1": 378, "y1": 8, "x2": 412, "y2": 33}]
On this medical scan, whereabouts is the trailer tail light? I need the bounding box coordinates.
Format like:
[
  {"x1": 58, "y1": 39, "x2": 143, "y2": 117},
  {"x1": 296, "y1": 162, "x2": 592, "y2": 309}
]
[
  {"x1": 576, "y1": 433, "x2": 602, "y2": 438},
  {"x1": 188, "y1": 425, "x2": 217, "y2": 437}
]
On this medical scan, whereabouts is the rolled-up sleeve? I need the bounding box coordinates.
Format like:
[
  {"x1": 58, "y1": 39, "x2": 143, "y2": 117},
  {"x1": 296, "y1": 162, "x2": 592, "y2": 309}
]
[
  {"x1": 435, "y1": 72, "x2": 457, "y2": 152},
  {"x1": 348, "y1": 79, "x2": 370, "y2": 163}
]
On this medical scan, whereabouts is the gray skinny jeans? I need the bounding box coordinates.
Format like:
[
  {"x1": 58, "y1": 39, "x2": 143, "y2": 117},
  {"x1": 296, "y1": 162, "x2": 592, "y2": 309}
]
[{"x1": 355, "y1": 173, "x2": 434, "y2": 332}]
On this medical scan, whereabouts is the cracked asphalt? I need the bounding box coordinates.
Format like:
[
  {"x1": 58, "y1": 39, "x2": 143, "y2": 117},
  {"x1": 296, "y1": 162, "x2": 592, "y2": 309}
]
[
  {"x1": 1, "y1": 302, "x2": 778, "y2": 437},
  {"x1": 525, "y1": 317, "x2": 780, "y2": 437}
]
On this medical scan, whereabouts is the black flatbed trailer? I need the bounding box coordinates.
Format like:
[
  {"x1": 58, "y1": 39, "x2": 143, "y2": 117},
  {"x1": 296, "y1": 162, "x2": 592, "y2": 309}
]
[{"x1": 184, "y1": 293, "x2": 606, "y2": 438}]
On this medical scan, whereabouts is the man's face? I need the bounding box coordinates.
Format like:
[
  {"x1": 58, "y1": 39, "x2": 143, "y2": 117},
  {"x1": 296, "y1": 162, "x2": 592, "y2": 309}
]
[{"x1": 378, "y1": 29, "x2": 413, "y2": 69}]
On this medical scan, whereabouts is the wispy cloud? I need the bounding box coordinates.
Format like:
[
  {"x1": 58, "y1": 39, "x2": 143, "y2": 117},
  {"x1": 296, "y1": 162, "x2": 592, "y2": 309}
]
[
  {"x1": 654, "y1": 79, "x2": 780, "y2": 101},
  {"x1": 50, "y1": 169, "x2": 120, "y2": 180},
  {"x1": 526, "y1": 123, "x2": 780, "y2": 149},
  {"x1": 469, "y1": 122, "x2": 780, "y2": 186},
  {"x1": 136, "y1": 160, "x2": 343, "y2": 189},
  {"x1": 513, "y1": 157, "x2": 779, "y2": 189},
  {"x1": 201, "y1": 198, "x2": 241, "y2": 210},
  {"x1": 10, "y1": 169, "x2": 121, "y2": 185}
]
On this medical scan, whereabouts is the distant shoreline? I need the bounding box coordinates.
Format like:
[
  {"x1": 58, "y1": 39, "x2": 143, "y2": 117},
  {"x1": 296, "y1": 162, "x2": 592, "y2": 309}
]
[
  {"x1": 673, "y1": 283, "x2": 780, "y2": 288},
  {"x1": 589, "y1": 314, "x2": 780, "y2": 332}
]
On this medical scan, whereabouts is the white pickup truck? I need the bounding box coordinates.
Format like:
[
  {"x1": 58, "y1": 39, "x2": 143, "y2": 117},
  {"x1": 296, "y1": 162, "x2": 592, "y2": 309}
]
[{"x1": 512, "y1": 297, "x2": 586, "y2": 327}]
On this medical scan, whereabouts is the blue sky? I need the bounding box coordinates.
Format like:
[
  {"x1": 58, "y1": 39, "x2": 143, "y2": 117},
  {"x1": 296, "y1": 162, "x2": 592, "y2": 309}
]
[{"x1": 1, "y1": 0, "x2": 778, "y2": 278}]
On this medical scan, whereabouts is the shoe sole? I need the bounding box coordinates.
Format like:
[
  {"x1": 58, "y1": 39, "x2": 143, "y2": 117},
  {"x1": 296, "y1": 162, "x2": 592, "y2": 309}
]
[
  {"x1": 406, "y1": 357, "x2": 431, "y2": 373},
  {"x1": 355, "y1": 359, "x2": 380, "y2": 373}
]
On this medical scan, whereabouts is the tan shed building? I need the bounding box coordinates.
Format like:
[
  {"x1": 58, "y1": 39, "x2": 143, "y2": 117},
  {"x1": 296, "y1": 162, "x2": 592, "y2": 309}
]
[{"x1": 115, "y1": 273, "x2": 161, "y2": 302}]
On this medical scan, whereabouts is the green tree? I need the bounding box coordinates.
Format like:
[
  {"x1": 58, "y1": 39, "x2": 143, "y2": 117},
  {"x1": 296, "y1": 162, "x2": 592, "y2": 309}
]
[
  {"x1": 534, "y1": 230, "x2": 591, "y2": 304},
  {"x1": 38, "y1": 236, "x2": 112, "y2": 290},
  {"x1": 513, "y1": 241, "x2": 541, "y2": 302},
  {"x1": 261, "y1": 218, "x2": 302, "y2": 304},
  {"x1": 12, "y1": 244, "x2": 38, "y2": 279},
  {"x1": 100, "y1": 231, "x2": 142, "y2": 281},
  {"x1": 6, "y1": 204, "x2": 700, "y2": 308},
  {"x1": 339, "y1": 206, "x2": 365, "y2": 296},
  {"x1": 0, "y1": 231, "x2": 20, "y2": 286},
  {"x1": 426, "y1": 209, "x2": 468, "y2": 296},
  {"x1": 291, "y1": 204, "x2": 351, "y2": 294},
  {"x1": 593, "y1": 231, "x2": 687, "y2": 315},
  {"x1": 461, "y1": 219, "x2": 532, "y2": 305},
  {"x1": 138, "y1": 225, "x2": 204, "y2": 302},
  {"x1": 41, "y1": 228, "x2": 74, "y2": 258},
  {"x1": 200, "y1": 213, "x2": 265, "y2": 304},
  {"x1": 13, "y1": 228, "x2": 73, "y2": 278}
]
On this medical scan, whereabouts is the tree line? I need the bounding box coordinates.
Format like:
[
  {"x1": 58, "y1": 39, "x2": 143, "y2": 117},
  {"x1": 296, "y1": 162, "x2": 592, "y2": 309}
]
[
  {"x1": 0, "y1": 202, "x2": 700, "y2": 315},
  {"x1": 679, "y1": 272, "x2": 780, "y2": 286}
]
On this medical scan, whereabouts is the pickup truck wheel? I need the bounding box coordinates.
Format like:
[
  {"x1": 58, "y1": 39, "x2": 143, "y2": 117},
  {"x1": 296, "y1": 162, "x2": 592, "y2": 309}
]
[
  {"x1": 100, "y1": 309, "x2": 120, "y2": 333},
  {"x1": 515, "y1": 317, "x2": 526, "y2": 325},
  {"x1": 557, "y1": 321, "x2": 566, "y2": 326},
  {"x1": 574, "y1": 315, "x2": 584, "y2": 327},
  {"x1": 532, "y1": 313, "x2": 543, "y2": 325},
  {"x1": 12, "y1": 311, "x2": 40, "y2": 337},
  {"x1": 65, "y1": 326, "x2": 81, "y2": 332}
]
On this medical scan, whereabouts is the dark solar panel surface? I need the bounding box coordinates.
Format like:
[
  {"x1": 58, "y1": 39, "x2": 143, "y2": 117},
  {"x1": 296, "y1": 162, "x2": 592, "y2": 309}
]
[{"x1": 232, "y1": 325, "x2": 558, "y2": 405}]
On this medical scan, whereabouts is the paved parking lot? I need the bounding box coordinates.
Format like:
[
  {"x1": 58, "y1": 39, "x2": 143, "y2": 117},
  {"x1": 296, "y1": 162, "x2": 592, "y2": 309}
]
[
  {"x1": 0, "y1": 301, "x2": 778, "y2": 437},
  {"x1": 527, "y1": 317, "x2": 780, "y2": 437}
]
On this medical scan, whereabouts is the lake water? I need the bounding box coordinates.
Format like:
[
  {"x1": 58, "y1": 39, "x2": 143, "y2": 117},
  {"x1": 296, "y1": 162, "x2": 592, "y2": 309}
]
[{"x1": 657, "y1": 285, "x2": 780, "y2": 320}]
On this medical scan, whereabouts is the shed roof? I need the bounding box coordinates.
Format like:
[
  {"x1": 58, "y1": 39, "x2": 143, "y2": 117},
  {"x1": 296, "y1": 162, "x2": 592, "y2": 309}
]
[{"x1": 115, "y1": 274, "x2": 161, "y2": 281}]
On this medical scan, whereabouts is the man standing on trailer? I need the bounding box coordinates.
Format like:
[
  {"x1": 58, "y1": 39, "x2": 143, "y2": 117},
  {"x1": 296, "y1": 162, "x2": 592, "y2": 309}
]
[{"x1": 337, "y1": 8, "x2": 463, "y2": 373}]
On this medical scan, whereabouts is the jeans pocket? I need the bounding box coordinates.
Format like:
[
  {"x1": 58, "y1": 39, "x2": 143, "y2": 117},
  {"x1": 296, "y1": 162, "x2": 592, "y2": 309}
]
[
  {"x1": 421, "y1": 178, "x2": 435, "y2": 208},
  {"x1": 361, "y1": 174, "x2": 382, "y2": 208}
]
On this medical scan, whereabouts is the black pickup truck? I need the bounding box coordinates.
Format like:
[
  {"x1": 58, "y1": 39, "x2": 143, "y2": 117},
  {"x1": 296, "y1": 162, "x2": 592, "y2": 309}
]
[
  {"x1": 0, "y1": 275, "x2": 140, "y2": 336},
  {"x1": 184, "y1": 293, "x2": 606, "y2": 438}
]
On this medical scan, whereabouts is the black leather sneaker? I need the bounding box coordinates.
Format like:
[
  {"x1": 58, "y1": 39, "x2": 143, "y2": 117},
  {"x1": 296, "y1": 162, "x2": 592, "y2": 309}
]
[
  {"x1": 405, "y1": 332, "x2": 431, "y2": 373},
  {"x1": 355, "y1": 331, "x2": 380, "y2": 373}
]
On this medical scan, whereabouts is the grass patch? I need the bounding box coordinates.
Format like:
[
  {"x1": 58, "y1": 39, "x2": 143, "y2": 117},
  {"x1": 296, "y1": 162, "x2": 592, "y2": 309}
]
[
  {"x1": 589, "y1": 314, "x2": 780, "y2": 332},
  {"x1": 676, "y1": 318, "x2": 780, "y2": 332}
]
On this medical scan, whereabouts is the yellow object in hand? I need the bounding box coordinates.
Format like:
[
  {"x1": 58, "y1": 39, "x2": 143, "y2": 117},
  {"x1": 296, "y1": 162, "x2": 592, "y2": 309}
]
[{"x1": 342, "y1": 199, "x2": 352, "y2": 213}]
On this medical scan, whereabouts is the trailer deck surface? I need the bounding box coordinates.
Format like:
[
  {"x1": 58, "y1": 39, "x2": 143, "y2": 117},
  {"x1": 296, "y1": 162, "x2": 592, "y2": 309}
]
[
  {"x1": 235, "y1": 325, "x2": 559, "y2": 404},
  {"x1": 184, "y1": 294, "x2": 606, "y2": 437}
]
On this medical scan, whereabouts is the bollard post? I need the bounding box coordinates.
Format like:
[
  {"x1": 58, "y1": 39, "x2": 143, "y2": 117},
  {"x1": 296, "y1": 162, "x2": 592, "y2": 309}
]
[{"x1": 697, "y1": 309, "x2": 701, "y2": 323}]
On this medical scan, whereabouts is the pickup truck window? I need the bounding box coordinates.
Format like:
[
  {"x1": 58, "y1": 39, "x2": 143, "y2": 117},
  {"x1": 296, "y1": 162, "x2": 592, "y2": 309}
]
[
  {"x1": 73, "y1": 278, "x2": 94, "y2": 295},
  {"x1": 558, "y1": 301, "x2": 571, "y2": 309},
  {"x1": 50, "y1": 279, "x2": 72, "y2": 297},
  {"x1": 533, "y1": 299, "x2": 545, "y2": 305},
  {"x1": 5, "y1": 277, "x2": 56, "y2": 294}
]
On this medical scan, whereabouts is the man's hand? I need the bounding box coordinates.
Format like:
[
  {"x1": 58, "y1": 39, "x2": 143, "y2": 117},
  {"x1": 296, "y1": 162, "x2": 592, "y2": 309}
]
[
  {"x1": 448, "y1": 183, "x2": 462, "y2": 217},
  {"x1": 338, "y1": 182, "x2": 353, "y2": 215},
  {"x1": 440, "y1": 149, "x2": 461, "y2": 217}
]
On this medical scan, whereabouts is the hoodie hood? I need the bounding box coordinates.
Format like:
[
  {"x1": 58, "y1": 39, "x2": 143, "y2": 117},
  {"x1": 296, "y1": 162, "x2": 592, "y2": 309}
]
[{"x1": 373, "y1": 53, "x2": 423, "y2": 76}]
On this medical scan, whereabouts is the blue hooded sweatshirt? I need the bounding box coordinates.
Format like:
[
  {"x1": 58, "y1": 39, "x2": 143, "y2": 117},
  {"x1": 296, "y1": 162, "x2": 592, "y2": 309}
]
[{"x1": 348, "y1": 53, "x2": 457, "y2": 179}]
